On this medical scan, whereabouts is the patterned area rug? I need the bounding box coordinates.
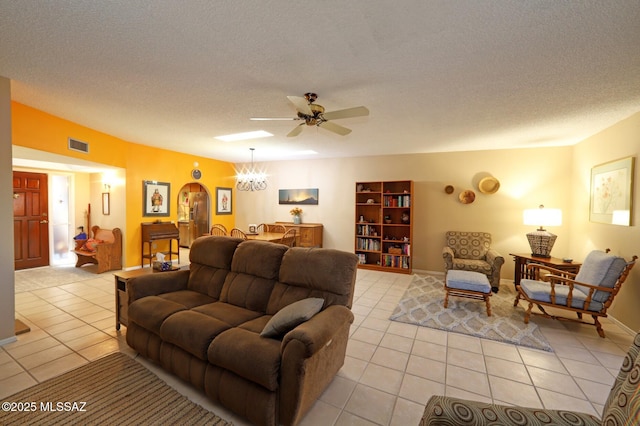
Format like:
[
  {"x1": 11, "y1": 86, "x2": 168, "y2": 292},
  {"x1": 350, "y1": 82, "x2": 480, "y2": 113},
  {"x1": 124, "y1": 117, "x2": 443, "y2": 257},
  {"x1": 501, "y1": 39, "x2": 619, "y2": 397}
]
[
  {"x1": 0, "y1": 352, "x2": 231, "y2": 425},
  {"x1": 390, "y1": 274, "x2": 553, "y2": 351}
]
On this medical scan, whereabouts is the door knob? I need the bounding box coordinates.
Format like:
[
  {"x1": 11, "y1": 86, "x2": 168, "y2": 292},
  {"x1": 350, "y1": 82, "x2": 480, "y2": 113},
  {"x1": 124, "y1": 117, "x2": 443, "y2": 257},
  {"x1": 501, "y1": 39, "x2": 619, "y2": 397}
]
[{"x1": 40, "y1": 220, "x2": 48, "y2": 224}]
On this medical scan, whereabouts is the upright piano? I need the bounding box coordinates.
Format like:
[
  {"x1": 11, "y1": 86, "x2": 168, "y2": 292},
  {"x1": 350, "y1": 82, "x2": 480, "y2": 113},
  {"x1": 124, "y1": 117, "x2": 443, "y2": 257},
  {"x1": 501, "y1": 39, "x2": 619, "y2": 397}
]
[{"x1": 141, "y1": 221, "x2": 180, "y2": 267}]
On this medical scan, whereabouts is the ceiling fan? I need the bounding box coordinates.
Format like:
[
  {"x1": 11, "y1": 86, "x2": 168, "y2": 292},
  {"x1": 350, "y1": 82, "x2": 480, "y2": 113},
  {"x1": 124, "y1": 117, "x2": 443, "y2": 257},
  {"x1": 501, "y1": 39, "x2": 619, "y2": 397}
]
[{"x1": 251, "y1": 93, "x2": 369, "y2": 137}]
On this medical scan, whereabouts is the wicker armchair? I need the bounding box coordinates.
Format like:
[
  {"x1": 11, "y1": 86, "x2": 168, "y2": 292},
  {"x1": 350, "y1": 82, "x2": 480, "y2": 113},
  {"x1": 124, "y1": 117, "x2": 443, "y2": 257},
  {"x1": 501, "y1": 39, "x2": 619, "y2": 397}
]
[
  {"x1": 442, "y1": 231, "x2": 504, "y2": 292},
  {"x1": 514, "y1": 249, "x2": 637, "y2": 338},
  {"x1": 422, "y1": 330, "x2": 640, "y2": 425}
]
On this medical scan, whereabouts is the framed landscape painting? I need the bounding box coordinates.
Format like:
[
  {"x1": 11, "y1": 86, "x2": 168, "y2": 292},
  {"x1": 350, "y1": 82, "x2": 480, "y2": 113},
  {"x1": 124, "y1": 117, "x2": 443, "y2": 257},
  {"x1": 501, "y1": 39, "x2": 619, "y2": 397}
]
[
  {"x1": 278, "y1": 188, "x2": 319, "y2": 205},
  {"x1": 590, "y1": 156, "x2": 634, "y2": 226}
]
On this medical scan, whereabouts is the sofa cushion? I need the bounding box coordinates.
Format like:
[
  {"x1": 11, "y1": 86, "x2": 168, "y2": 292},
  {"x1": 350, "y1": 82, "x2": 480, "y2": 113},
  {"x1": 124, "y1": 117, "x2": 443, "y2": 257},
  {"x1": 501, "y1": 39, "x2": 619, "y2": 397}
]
[
  {"x1": 187, "y1": 236, "x2": 243, "y2": 298},
  {"x1": 445, "y1": 231, "x2": 491, "y2": 260},
  {"x1": 574, "y1": 250, "x2": 627, "y2": 303},
  {"x1": 451, "y1": 258, "x2": 493, "y2": 275},
  {"x1": 128, "y1": 296, "x2": 187, "y2": 334},
  {"x1": 158, "y1": 290, "x2": 216, "y2": 308},
  {"x1": 260, "y1": 297, "x2": 324, "y2": 338},
  {"x1": 220, "y1": 273, "x2": 277, "y2": 312},
  {"x1": 160, "y1": 310, "x2": 231, "y2": 360},
  {"x1": 208, "y1": 328, "x2": 282, "y2": 391},
  {"x1": 192, "y1": 301, "x2": 263, "y2": 326},
  {"x1": 272, "y1": 247, "x2": 358, "y2": 312},
  {"x1": 218, "y1": 241, "x2": 288, "y2": 312},
  {"x1": 231, "y1": 240, "x2": 288, "y2": 280}
]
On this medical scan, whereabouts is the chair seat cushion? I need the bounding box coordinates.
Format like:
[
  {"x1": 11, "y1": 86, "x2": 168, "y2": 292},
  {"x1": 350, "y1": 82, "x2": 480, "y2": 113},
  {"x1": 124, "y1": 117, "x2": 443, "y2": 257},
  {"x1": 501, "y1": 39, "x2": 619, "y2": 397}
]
[
  {"x1": 446, "y1": 270, "x2": 491, "y2": 293},
  {"x1": 574, "y1": 251, "x2": 627, "y2": 302},
  {"x1": 452, "y1": 259, "x2": 492, "y2": 275},
  {"x1": 520, "y1": 279, "x2": 604, "y2": 312}
]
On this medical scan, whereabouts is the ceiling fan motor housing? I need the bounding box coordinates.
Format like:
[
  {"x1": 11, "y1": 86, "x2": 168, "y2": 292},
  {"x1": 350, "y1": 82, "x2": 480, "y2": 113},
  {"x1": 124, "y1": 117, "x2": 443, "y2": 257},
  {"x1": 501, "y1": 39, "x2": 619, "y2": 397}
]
[{"x1": 300, "y1": 103, "x2": 325, "y2": 125}]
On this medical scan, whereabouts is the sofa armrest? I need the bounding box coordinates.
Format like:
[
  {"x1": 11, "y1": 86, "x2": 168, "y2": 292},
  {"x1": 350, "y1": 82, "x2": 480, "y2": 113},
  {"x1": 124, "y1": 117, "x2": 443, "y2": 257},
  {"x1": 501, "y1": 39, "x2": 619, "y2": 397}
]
[
  {"x1": 127, "y1": 269, "x2": 190, "y2": 302},
  {"x1": 421, "y1": 395, "x2": 600, "y2": 425},
  {"x1": 281, "y1": 305, "x2": 354, "y2": 357},
  {"x1": 442, "y1": 246, "x2": 454, "y2": 268},
  {"x1": 485, "y1": 249, "x2": 504, "y2": 267}
]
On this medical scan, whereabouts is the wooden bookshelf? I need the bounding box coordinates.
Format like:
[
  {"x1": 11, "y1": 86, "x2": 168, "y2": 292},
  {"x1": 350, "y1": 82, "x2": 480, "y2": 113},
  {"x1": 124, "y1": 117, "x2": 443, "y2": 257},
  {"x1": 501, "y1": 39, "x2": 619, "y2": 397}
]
[{"x1": 355, "y1": 180, "x2": 413, "y2": 274}]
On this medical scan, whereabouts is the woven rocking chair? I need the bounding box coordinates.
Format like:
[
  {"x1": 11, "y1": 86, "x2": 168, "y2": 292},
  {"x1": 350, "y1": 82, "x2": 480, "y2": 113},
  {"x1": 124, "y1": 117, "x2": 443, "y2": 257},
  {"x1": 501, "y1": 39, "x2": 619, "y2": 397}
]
[{"x1": 514, "y1": 249, "x2": 637, "y2": 338}]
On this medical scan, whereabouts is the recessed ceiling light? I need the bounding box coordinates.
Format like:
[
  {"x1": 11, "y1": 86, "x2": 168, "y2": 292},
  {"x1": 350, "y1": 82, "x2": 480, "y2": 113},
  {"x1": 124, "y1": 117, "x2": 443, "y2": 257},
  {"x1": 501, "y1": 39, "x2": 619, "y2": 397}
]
[{"x1": 215, "y1": 130, "x2": 273, "y2": 142}]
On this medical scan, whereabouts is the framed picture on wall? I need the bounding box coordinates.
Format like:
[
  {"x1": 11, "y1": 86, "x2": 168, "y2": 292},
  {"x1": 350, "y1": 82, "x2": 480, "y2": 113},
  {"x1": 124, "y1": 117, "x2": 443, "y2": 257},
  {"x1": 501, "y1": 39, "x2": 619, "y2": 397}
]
[
  {"x1": 590, "y1": 156, "x2": 635, "y2": 226},
  {"x1": 102, "y1": 192, "x2": 110, "y2": 215},
  {"x1": 278, "y1": 188, "x2": 319, "y2": 205},
  {"x1": 143, "y1": 180, "x2": 170, "y2": 217},
  {"x1": 216, "y1": 187, "x2": 232, "y2": 215}
]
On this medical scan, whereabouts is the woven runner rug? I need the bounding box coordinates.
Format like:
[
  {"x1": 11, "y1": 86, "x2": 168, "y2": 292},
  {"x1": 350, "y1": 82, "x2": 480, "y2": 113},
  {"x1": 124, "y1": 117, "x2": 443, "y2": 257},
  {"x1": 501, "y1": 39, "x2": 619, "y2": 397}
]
[
  {"x1": 390, "y1": 274, "x2": 553, "y2": 351},
  {"x1": 0, "y1": 352, "x2": 231, "y2": 425}
]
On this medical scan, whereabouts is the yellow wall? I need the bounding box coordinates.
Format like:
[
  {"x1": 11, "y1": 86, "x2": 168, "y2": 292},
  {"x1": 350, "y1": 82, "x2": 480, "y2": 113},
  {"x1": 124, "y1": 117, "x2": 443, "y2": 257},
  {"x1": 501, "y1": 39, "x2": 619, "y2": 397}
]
[{"x1": 11, "y1": 102, "x2": 237, "y2": 268}]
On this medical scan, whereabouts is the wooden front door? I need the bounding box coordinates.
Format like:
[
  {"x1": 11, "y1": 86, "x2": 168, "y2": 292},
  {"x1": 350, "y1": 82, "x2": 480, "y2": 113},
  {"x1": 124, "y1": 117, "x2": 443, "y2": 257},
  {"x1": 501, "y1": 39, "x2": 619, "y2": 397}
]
[{"x1": 13, "y1": 171, "x2": 50, "y2": 270}]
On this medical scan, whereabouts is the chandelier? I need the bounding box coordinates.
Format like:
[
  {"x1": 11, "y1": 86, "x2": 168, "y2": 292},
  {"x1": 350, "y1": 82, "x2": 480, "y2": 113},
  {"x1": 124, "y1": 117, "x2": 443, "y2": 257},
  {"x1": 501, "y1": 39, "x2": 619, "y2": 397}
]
[{"x1": 236, "y1": 148, "x2": 267, "y2": 191}]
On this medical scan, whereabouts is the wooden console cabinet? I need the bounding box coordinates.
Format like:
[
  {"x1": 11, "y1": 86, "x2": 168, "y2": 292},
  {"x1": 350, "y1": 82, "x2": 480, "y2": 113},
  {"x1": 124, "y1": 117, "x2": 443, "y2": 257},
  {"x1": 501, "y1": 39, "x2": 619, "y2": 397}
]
[
  {"x1": 273, "y1": 222, "x2": 323, "y2": 247},
  {"x1": 141, "y1": 221, "x2": 180, "y2": 267}
]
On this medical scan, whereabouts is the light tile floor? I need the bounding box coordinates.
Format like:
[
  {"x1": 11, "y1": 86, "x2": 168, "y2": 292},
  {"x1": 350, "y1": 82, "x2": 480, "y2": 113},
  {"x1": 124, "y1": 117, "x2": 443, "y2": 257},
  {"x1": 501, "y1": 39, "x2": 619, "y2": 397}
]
[{"x1": 1, "y1": 263, "x2": 635, "y2": 425}]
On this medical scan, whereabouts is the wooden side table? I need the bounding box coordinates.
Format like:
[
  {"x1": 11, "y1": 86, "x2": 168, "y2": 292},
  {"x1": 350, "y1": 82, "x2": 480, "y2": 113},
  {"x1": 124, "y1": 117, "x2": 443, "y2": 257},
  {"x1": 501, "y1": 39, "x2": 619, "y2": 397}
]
[
  {"x1": 114, "y1": 268, "x2": 153, "y2": 330},
  {"x1": 510, "y1": 253, "x2": 581, "y2": 290}
]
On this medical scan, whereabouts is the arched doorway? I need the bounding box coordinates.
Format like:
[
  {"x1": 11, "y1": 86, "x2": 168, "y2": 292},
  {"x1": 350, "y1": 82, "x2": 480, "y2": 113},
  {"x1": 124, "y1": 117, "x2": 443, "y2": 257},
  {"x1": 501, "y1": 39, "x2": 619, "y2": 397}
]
[{"x1": 177, "y1": 183, "x2": 210, "y2": 248}]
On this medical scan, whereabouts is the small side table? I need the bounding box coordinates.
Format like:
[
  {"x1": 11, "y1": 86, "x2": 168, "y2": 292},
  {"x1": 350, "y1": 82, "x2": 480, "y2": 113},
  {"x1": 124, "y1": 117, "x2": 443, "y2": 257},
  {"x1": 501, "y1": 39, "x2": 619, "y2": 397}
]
[
  {"x1": 510, "y1": 253, "x2": 581, "y2": 290},
  {"x1": 114, "y1": 268, "x2": 153, "y2": 330}
]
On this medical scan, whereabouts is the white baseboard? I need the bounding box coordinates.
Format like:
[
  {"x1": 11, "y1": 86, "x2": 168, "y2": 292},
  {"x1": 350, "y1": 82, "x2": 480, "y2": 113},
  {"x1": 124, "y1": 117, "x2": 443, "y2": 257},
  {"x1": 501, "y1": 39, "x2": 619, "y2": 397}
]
[
  {"x1": 607, "y1": 315, "x2": 637, "y2": 336},
  {"x1": 0, "y1": 335, "x2": 17, "y2": 347}
]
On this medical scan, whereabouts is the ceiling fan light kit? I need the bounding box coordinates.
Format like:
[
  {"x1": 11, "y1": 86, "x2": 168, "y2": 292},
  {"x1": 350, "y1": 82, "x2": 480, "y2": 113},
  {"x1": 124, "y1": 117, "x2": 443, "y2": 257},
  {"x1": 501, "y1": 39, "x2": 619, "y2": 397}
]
[{"x1": 251, "y1": 92, "x2": 369, "y2": 137}]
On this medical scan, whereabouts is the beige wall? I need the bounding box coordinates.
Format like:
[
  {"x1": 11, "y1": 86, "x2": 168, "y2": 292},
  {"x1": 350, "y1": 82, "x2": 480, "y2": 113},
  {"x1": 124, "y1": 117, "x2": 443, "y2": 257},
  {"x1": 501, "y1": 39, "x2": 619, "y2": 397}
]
[
  {"x1": 0, "y1": 77, "x2": 15, "y2": 342},
  {"x1": 236, "y1": 113, "x2": 640, "y2": 331},
  {"x1": 570, "y1": 112, "x2": 640, "y2": 331},
  {"x1": 236, "y1": 146, "x2": 575, "y2": 276}
]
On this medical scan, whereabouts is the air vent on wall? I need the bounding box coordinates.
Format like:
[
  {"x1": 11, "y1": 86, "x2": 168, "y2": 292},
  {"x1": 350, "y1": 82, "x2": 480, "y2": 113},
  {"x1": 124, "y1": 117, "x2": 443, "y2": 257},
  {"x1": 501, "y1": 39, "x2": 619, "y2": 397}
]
[{"x1": 68, "y1": 137, "x2": 89, "y2": 153}]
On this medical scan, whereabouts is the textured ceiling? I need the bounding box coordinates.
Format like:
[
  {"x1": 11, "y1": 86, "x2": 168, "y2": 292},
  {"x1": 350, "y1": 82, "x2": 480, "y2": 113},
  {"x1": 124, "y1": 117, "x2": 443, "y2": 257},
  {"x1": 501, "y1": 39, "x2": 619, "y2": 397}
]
[{"x1": 2, "y1": 1, "x2": 640, "y2": 163}]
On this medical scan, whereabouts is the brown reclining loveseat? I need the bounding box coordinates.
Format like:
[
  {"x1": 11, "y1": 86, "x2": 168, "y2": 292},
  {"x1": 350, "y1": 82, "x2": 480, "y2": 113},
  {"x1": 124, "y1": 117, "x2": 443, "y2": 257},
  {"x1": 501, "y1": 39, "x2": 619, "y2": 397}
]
[{"x1": 126, "y1": 236, "x2": 358, "y2": 426}]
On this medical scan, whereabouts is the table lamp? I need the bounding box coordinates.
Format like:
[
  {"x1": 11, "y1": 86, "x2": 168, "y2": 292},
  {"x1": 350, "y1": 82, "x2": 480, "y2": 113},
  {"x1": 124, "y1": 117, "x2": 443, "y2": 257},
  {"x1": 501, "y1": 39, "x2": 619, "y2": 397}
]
[{"x1": 523, "y1": 205, "x2": 562, "y2": 258}]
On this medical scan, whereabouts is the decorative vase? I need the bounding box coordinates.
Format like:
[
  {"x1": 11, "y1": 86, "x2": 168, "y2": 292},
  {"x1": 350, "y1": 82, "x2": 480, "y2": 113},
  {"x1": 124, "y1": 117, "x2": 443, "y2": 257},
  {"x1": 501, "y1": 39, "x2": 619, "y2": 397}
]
[{"x1": 293, "y1": 215, "x2": 301, "y2": 225}]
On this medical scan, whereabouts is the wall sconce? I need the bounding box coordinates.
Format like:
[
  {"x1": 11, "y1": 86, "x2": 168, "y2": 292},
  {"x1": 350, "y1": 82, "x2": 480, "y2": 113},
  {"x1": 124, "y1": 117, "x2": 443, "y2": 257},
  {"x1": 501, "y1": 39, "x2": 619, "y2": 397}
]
[
  {"x1": 523, "y1": 205, "x2": 562, "y2": 258},
  {"x1": 104, "y1": 183, "x2": 111, "y2": 193}
]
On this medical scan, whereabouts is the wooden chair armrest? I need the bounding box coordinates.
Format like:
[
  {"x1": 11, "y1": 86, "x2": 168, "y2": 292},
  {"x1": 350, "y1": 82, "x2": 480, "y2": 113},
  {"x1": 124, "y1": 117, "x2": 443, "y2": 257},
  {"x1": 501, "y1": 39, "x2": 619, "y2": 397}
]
[
  {"x1": 545, "y1": 275, "x2": 614, "y2": 294},
  {"x1": 526, "y1": 263, "x2": 577, "y2": 279}
]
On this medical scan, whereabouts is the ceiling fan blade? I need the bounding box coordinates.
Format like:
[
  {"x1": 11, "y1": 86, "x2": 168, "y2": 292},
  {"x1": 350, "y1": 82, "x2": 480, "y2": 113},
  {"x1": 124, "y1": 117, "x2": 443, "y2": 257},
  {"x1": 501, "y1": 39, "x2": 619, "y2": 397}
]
[
  {"x1": 250, "y1": 117, "x2": 298, "y2": 121},
  {"x1": 287, "y1": 123, "x2": 305, "y2": 137},
  {"x1": 321, "y1": 106, "x2": 369, "y2": 121},
  {"x1": 318, "y1": 120, "x2": 352, "y2": 136},
  {"x1": 287, "y1": 96, "x2": 312, "y2": 115}
]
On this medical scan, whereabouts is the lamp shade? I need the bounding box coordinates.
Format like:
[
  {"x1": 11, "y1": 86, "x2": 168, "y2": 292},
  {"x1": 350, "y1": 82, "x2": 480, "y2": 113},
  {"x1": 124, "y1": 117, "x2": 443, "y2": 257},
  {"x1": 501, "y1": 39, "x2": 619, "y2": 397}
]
[
  {"x1": 523, "y1": 207, "x2": 562, "y2": 229},
  {"x1": 523, "y1": 205, "x2": 562, "y2": 258}
]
